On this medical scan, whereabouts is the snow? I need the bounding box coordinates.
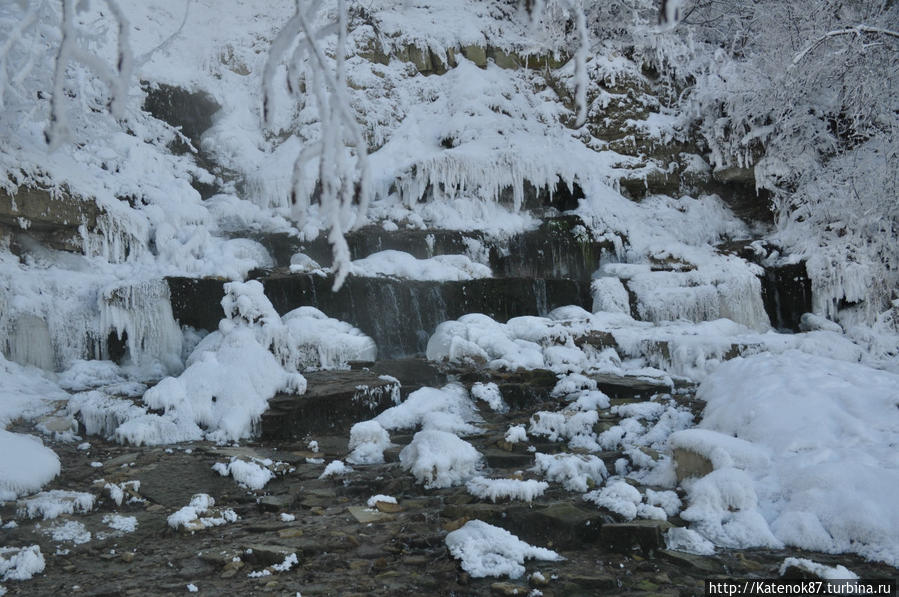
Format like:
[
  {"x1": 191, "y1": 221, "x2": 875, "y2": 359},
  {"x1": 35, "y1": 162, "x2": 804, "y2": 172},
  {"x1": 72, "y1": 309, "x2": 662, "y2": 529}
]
[
  {"x1": 0, "y1": 431, "x2": 61, "y2": 501},
  {"x1": 466, "y1": 477, "x2": 548, "y2": 503},
  {"x1": 103, "y1": 514, "x2": 138, "y2": 533},
  {"x1": 167, "y1": 494, "x2": 238, "y2": 531},
  {"x1": 665, "y1": 527, "x2": 716, "y2": 555},
  {"x1": 399, "y1": 429, "x2": 483, "y2": 489},
  {"x1": 319, "y1": 460, "x2": 353, "y2": 479},
  {"x1": 687, "y1": 350, "x2": 899, "y2": 564},
  {"x1": 504, "y1": 425, "x2": 528, "y2": 444},
  {"x1": 366, "y1": 495, "x2": 397, "y2": 508},
  {"x1": 278, "y1": 306, "x2": 377, "y2": 370},
  {"x1": 584, "y1": 480, "x2": 643, "y2": 520},
  {"x1": 445, "y1": 520, "x2": 563, "y2": 579},
  {"x1": 351, "y1": 250, "x2": 491, "y2": 281},
  {"x1": 46, "y1": 520, "x2": 92, "y2": 544},
  {"x1": 470, "y1": 382, "x2": 507, "y2": 413},
  {"x1": 212, "y1": 457, "x2": 275, "y2": 490},
  {"x1": 531, "y1": 452, "x2": 607, "y2": 492},
  {"x1": 529, "y1": 408, "x2": 599, "y2": 451},
  {"x1": 0, "y1": 545, "x2": 45, "y2": 581},
  {"x1": 0, "y1": 0, "x2": 896, "y2": 575},
  {"x1": 17, "y1": 490, "x2": 95, "y2": 520},
  {"x1": 102, "y1": 480, "x2": 141, "y2": 506},
  {"x1": 374, "y1": 384, "x2": 482, "y2": 436},
  {"x1": 779, "y1": 558, "x2": 858, "y2": 580},
  {"x1": 124, "y1": 281, "x2": 307, "y2": 444},
  {"x1": 346, "y1": 421, "x2": 392, "y2": 465}
]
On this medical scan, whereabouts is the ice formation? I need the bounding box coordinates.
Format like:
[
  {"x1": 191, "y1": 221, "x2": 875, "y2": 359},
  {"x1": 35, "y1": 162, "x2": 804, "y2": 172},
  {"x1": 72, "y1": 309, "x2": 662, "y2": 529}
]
[
  {"x1": 532, "y1": 452, "x2": 607, "y2": 492},
  {"x1": 346, "y1": 420, "x2": 392, "y2": 465},
  {"x1": 167, "y1": 494, "x2": 238, "y2": 531},
  {"x1": 374, "y1": 384, "x2": 482, "y2": 436},
  {"x1": 16, "y1": 490, "x2": 95, "y2": 520},
  {"x1": 399, "y1": 429, "x2": 483, "y2": 489},
  {"x1": 350, "y1": 250, "x2": 491, "y2": 281},
  {"x1": 0, "y1": 545, "x2": 45, "y2": 582},
  {"x1": 465, "y1": 477, "x2": 548, "y2": 503},
  {"x1": 445, "y1": 520, "x2": 563, "y2": 579},
  {"x1": 212, "y1": 457, "x2": 276, "y2": 490}
]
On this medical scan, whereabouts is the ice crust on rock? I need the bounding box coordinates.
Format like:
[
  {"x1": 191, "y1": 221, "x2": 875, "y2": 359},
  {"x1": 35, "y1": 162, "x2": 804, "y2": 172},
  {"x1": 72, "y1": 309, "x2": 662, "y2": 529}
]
[
  {"x1": 212, "y1": 457, "x2": 276, "y2": 490},
  {"x1": 351, "y1": 250, "x2": 491, "y2": 281},
  {"x1": 532, "y1": 452, "x2": 607, "y2": 492},
  {"x1": 347, "y1": 420, "x2": 392, "y2": 465},
  {"x1": 466, "y1": 477, "x2": 548, "y2": 503},
  {"x1": 399, "y1": 429, "x2": 483, "y2": 489},
  {"x1": 0, "y1": 545, "x2": 45, "y2": 581},
  {"x1": 445, "y1": 520, "x2": 563, "y2": 579},
  {"x1": 17, "y1": 490, "x2": 95, "y2": 520},
  {"x1": 779, "y1": 557, "x2": 858, "y2": 580},
  {"x1": 167, "y1": 494, "x2": 238, "y2": 530},
  {"x1": 374, "y1": 384, "x2": 482, "y2": 436}
]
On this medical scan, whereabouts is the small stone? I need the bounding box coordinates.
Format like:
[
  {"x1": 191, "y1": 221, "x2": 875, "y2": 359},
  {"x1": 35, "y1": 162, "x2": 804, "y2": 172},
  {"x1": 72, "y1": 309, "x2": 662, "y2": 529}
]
[
  {"x1": 672, "y1": 448, "x2": 714, "y2": 482},
  {"x1": 442, "y1": 517, "x2": 469, "y2": 532},
  {"x1": 146, "y1": 504, "x2": 164, "y2": 512},
  {"x1": 491, "y1": 581, "x2": 527, "y2": 595},
  {"x1": 347, "y1": 506, "x2": 392, "y2": 524},
  {"x1": 277, "y1": 528, "x2": 304, "y2": 538},
  {"x1": 219, "y1": 560, "x2": 244, "y2": 579},
  {"x1": 600, "y1": 520, "x2": 672, "y2": 553},
  {"x1": 258, "y1": 495, "x2": 294, "y2": 511},
  {"x1": 658, "y1": 549, "x2": 723, "y2": 573},
  {"x1": 374, "y1": 501, "x2": 402, "y2": 513},
  {"x1": 243, "y1": 544, "x2": 295, "y2": 567},
  {"x1": 120, "y1": 552, "x2": 135, "y2": 563},
  {"x1": 561, "y1": 574, "x2": 619, "y2": 591}
]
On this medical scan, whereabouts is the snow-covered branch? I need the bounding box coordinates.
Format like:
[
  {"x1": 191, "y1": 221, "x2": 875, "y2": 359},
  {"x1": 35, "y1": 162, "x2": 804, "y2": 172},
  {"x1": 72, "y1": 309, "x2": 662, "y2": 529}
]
[
  {"x1": 791, "y1": 24, "x2": 899, "y2": 67},
  {"x1": 263, "y1": 0, "x2": 371, "y2": 291},
  {"x1": 45, "y1": 0, "x2": 134, "y2": 150},
  {"x1": 529, "y1": 0, "x2": 590, "y2": 128}
]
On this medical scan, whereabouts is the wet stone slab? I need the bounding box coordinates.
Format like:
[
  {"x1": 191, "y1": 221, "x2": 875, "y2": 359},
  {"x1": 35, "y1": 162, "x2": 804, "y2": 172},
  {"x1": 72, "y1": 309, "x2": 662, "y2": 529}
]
[{"x1": 261, "y1": 369, "x2": 401, "y2": 440}]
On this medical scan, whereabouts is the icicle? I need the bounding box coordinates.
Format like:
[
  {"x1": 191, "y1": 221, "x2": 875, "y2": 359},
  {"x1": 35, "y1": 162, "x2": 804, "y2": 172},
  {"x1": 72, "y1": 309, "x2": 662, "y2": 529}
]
[{"x1": 99, "y1": 279, "x2": 183, "y2": 374}]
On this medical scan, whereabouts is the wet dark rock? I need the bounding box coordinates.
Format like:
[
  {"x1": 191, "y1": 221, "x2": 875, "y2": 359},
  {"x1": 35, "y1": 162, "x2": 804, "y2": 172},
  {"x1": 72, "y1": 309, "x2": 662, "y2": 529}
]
[
  {"x1": 558, "y1": 572, "x2": 620, "y2": 594},
  {"x1": 166, "y1": 276, "x2": 226, "y2": 331},
  {"x1": 761, "y1": 262, "x2": 812, "y2": 331},
  {"x1": 247, "y1": 227, "x2": 482, "y2": 269},
  {"x1": 1, "y1": 186, "x2": 102, "y2": 254},
  {"x1": 600, "y1": 520, "x2": 672, "y2": 554},
  {"x1": 137, "y1": 458, "x2": 235, "y2": 508},
  {"x1": 516, "y1": 502, "x2": 605, "y2": 549},
  {"x1": 658, "y1": 549, "x2": 724, "y2": 574},
  {"x1": 490, "y1": 215, "x2": 614, "y2": 281},
  {"x1": 141, "y1": 82, "x2": 221, "y2": 155},
  {"x1": 590, "y1": 372, "x2": 672, "y2": 399},
  {"x1": 362, "y1": 358, "x2": 447, "y2": 397},
  {"x1": 261, "y1": 369, "x2": 400, "y2": 440},
  {"x1": 482, "y1": 448, "x2": 536, "y2": 469}
]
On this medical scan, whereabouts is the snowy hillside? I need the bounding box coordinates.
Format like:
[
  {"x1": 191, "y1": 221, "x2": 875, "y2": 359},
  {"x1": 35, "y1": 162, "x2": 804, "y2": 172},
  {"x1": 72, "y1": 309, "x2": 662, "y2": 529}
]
[{"x1": 1, "y1": 0, "x2": 898, "y2": 592}]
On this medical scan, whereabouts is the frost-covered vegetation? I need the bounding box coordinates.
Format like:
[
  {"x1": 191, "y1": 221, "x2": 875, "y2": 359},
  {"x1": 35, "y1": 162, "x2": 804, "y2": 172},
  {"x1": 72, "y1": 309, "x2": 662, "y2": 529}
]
[{"x1": 0, "y1": 0, "x2": 897, "y2": 590}]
